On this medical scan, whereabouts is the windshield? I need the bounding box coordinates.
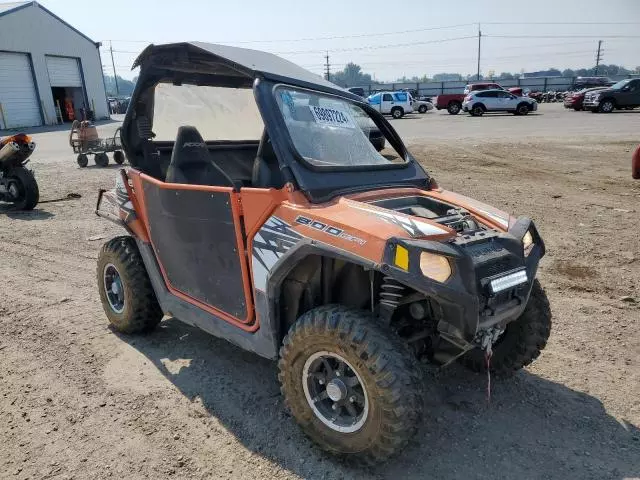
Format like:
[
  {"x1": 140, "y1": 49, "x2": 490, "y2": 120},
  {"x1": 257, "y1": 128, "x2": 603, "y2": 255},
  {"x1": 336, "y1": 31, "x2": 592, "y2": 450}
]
[
  {"x1": 610, "y1": 79, "x2": 632, "y2": 90},
  {"x1": 275, "y1": 87, "x2": 404, "y2": 168},
  {"x1": 152, "y1": 83, "x2": 264, "y2": 141}
]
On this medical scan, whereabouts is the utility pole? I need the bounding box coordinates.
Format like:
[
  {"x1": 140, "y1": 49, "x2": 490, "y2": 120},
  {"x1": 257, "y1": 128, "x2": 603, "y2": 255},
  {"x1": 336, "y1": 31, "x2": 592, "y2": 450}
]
[
  {"x1": 476, "y1": 23, "x2": 482, "y2": 81},
  {"x1": 110, "y1": 41, "x2": 120, "y2": 96},
  {"x1": 595, "y1": 40, "x2": 603, "y2": 75},
  {"x1": 324, "y1": 51, "x2": 331, "y2": 81}
]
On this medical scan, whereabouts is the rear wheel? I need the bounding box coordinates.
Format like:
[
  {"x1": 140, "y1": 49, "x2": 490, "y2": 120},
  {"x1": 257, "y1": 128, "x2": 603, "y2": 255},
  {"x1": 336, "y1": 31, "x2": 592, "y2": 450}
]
[
  {"x1": 447, "y1": 101, "x2": 461, "y2": 115},
  {"x1": 418, "y1": 104, "x2": 427, "y2": 113},
  {"x1": 471, "y1": 104, "x2": 484, "y2": 117},
  {"x1": 113, "y1": 150, "x2": 125, "y2": 165},
  {"x1": 97, "y1": 236, "x2": 163, "y2": 334},
  {"x1": 391, "y1": 107, "x2": 404, "y2": 119},
  {"x1": 279, "y1": 305, "x2": 422, "y2": 464},
  {"x1": 77, "y1": 153, "x2": 89, "y2": 167},
  {"x1": 95, "y1": 152, "x2": 109, "y2": 167},
  {"x1": 3, "y1": 166, "x2": 39, "y2": 210},
  {"x1": 460, "y1": 280, "x2": 551, "y2": 376}
]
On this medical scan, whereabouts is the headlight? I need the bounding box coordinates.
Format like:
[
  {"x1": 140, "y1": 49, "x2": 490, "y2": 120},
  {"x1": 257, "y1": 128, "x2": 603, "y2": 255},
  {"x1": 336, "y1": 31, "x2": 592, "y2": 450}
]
[
  {"x1": 522, "y1": 230, "x2": 534, "y2": 256},
  {"x1": 592, "y1": 93, "x2": 601, "y2": 101},
  {"x1": 419, "y1": 252, "x2": 452, "y2": 283}
]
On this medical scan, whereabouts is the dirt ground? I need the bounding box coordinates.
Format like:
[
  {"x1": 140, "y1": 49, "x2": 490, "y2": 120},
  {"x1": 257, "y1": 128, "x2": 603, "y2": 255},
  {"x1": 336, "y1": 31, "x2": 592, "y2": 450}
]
[{"x1": 1, "y1": 106, "x2": 639, "y2": 479}]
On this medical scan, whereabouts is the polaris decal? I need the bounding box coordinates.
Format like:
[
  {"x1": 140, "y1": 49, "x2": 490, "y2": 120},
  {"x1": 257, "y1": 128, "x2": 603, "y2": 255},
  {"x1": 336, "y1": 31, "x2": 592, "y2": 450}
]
[
  {"x1": 350, "y1": 204, "x2": 448, "y2": 237},
  {"x1": 252, "y1": 217, "x2": 303, "y2": 291},
  {"x1": 295, "y1": 216, "x2": 366, "y2": 246}
]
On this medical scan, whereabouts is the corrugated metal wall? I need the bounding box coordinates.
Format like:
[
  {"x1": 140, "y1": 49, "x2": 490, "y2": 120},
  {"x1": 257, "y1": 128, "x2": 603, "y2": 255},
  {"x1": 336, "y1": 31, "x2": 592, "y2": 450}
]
[{"x1": 0, "y1": 3, "x2": 109, "y2": 126}]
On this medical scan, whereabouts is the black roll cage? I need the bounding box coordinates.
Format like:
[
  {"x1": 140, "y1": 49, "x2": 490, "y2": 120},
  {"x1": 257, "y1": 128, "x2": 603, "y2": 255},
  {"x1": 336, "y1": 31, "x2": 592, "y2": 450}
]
[{"x1": 121, "y1": 42, "x2": 430, "y2": 202}]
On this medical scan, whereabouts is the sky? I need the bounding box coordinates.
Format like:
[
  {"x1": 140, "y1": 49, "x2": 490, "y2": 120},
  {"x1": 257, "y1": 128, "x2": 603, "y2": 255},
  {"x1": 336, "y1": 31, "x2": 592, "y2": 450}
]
[{"x1": 35, "y1": 0, "x2": 640, "y2": 81}]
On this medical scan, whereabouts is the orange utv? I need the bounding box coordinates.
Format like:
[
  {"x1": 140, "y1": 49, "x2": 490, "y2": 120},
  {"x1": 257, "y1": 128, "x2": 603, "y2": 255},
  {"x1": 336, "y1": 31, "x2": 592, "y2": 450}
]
[{"x1": 96, "y1": 42, "x2": 551, "y2": 463}]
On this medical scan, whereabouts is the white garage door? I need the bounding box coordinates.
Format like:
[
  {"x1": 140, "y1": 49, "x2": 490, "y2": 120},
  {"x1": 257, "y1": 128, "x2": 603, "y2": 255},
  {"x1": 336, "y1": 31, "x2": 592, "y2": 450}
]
[
  {"x1": 0, "y1": 52, "x2": 42, "y2": 129},
  {"x1": 46, "y1": 56, "x2": 82, "y2": 87}
]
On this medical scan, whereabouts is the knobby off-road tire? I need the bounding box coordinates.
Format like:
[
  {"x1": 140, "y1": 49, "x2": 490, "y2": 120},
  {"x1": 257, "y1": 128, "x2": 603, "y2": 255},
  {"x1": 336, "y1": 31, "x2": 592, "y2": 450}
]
[
  {"x1": 6, "y1": 166, "x2": 39, "y2": 210},
  {"x1": 97, "y1": 236, "x2": 162, "y2": 334},
  {"x1": 461, "y1": 280, "x2": 551, "y2": 376},
  {"x1": 278, "y1": 305, "x2": 423, "y2": 464}
]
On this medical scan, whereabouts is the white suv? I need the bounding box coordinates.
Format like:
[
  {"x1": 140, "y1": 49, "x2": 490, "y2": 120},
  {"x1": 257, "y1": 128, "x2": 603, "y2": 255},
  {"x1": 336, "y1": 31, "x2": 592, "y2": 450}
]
[
  {"x1": 462, "y1": 89, "x2": 537, "y2": 116},
  {"x1": 367, "y1": 91, "x2": 413, "y2": 118}
]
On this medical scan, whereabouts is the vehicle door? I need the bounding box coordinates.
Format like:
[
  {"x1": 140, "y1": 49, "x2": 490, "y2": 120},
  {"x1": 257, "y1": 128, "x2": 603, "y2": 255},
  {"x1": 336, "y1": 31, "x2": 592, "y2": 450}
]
[
  {"x1": 621, "y1": 79, "x2": 640, "y2": 106},
  {"x1": 381, "y1": 93, "x2": 395, "y2": 113},
  {"x1": 479, "y1": 91, "x2": 499, "y2": 110},
  {"x1": 497, "y1": 91, "x2": 517, "y2": 110},
  {"x1": 393, "y1": 92, "x2": 410, "y2": 112}
]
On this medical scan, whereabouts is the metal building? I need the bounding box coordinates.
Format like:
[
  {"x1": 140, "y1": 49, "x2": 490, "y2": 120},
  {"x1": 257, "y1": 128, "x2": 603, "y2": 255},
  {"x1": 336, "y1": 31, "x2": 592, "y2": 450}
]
[{"x1": 0, "y1": 1, "x2": 109, "y2": 129}]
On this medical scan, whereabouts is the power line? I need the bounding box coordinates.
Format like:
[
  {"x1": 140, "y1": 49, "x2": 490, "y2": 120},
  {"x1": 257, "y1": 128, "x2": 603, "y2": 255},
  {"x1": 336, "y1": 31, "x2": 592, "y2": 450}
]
[
  {"x1": 277, "y1": 35, "x2": 477, "y2": 55},
  {"x1": 485, "y1": 34, "x2": 640, "y2": 39}
]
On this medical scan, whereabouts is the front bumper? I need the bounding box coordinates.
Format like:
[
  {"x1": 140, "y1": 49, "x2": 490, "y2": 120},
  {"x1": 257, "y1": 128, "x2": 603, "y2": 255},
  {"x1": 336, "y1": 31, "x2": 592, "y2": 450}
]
[
  {"x1": 583, "y1": 98, "x2": 599, "y2": 109},
  {"x1": 381, "y1": 217, "x2": 544, "y2": 345}
]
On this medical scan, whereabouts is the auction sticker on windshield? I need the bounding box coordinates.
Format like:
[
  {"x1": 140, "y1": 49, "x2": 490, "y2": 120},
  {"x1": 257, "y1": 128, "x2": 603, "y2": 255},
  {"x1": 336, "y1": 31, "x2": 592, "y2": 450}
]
[{"x1": 309, "y1": 105, "x2": 354, "y2": 128}]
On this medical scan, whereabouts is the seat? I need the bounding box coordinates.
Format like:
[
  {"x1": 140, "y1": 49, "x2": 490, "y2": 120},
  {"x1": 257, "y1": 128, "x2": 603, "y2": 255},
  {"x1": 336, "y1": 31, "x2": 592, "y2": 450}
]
[
  {"x1": 165, "y1": 126, "x2": 234, "y2": 187},
  {"x1": 252, "y1": 131, "x2": 284, "y2": 189}
]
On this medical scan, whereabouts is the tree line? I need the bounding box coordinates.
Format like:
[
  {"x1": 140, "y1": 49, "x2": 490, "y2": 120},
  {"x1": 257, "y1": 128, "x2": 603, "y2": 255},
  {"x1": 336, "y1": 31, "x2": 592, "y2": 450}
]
[{"x1": 329, "y1": 63, "x2": 640, "y2": 86}]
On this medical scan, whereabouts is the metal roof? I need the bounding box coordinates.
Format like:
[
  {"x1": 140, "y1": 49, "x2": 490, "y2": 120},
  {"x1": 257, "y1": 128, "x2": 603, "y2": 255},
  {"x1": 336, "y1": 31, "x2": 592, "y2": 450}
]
[
  {"x1": 135, "y1": 42, "x2": 356, "y2": 98},
  {"x1": 0, "y1": 1, "x2": 29, "y2": 14},
  {"x1": 0, "y1": 1, "x2": 98, "y2": 45}
]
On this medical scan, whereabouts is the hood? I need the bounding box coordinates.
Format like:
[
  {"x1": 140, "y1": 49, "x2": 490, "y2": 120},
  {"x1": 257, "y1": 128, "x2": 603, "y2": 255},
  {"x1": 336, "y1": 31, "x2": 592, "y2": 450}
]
[{"x1": 273, "y1": 187, "x2": 515, "y2": 264}]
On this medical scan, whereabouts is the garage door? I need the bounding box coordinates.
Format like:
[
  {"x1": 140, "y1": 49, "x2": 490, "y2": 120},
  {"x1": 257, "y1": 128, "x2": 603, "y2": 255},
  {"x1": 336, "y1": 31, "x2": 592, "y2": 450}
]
[
  {"x1": 46, "y1": 56, "x2": 82, "y2": 87},
  {"x1": 0, "y1": 52, "x2": 42, "y2": 129}
]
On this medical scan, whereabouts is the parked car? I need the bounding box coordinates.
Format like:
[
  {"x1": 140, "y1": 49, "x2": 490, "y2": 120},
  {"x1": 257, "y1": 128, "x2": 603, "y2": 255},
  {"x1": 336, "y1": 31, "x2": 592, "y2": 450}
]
[
  {"x1": 633, "y1": 144, "x2": 640, "y2": 179},
  {"x1": 583, "y1": 78, "x2": 640, "y2": 113},
  {"x1": 563, "y1": 87, "x2": 607, "y2": 111},
  {"x1": 569, "y1": 76, "x2": 613, "y2": 91},
  {"x1": 462, "y1": 89, "x2": 537, "y2": 116},
  {"x1": 435, "y1": 83, "x2": 522, "y2": 115},
  {"x1": 410, "y1": 95, "x2": 434, "y2": 113},
  {"x1": 347, "y1": 87, "x2": 366, "y2": 98},
  {"x1": 367, "y1": 91, "x2": 413, "y2": 118},
  {"x1": 465, "y1": 82, "x2": 523, "y2": 97}
]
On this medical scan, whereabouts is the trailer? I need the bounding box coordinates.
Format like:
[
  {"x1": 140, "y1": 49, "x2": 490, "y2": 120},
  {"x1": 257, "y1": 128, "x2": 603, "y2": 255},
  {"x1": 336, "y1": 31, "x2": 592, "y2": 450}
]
[{"x1": 69, "y1": 120, "x2": 125, "y2": 167}]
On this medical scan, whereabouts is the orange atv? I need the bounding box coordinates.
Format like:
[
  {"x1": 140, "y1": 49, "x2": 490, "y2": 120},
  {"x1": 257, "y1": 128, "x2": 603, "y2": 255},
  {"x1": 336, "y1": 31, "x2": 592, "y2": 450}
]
[{"x1": 95, "y1": 42, "x2": 551, "y2": 463}]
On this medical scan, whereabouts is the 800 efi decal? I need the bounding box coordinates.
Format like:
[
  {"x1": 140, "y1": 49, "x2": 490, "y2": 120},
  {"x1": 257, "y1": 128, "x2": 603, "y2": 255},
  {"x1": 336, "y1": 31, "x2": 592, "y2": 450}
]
[{"x1": 295, "y1": 216, "x2": 366, "y2": 246}]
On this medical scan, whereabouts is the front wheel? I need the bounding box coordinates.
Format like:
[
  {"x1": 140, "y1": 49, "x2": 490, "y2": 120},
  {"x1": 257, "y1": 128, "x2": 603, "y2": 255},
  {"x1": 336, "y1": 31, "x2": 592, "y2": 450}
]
[
  {"x1": 460, "y1": 280, "x2": 551, "y2": 376},
  {"x1": 97, "y1": 236, "x2": 163, "y2": 333},
  {"x1": 598, "y1": 100, "x2": 615, "y2": 113},
  {"x1": 279, "y1": 305, "x2": 422, "y2": 464},
  {"x1": 515, "y1": 103, "x2": 530, "y2": 116},
  {"x1": 3, "y1": 166, "x2": 39, "y2": 210}
]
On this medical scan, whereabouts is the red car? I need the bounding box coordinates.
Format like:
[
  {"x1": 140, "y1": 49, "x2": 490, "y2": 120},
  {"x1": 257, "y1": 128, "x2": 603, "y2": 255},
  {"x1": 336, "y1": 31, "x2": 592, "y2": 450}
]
[
  {"x1": 633, "y1": 144, "x2": 640, "y2": 179},
  {"x1": 435, "y1": 82, "x2": 523, "y2": 115},
  {"x1": 563, "y1": 87, "x2": 607, "y2": 111}
]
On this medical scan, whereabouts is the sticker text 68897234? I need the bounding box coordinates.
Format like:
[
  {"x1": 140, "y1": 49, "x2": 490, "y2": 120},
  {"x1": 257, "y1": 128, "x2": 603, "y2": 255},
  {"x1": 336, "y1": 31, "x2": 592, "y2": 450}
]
[{"x1": 308, "y1": 105, "x2": 355, "y2": 129}]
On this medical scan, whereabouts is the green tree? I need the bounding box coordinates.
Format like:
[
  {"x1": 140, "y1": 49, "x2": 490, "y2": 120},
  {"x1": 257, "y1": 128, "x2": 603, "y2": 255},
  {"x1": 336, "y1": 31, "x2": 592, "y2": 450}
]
[{"x1": 331, "y1": 63, "x2": 373, "y2": 87}]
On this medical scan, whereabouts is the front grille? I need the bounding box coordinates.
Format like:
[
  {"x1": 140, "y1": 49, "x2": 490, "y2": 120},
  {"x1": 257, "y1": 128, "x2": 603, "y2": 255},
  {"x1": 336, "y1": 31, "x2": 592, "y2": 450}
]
[{"x1": 477, "y1": 258, "x2": 515, "y2": 279}]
